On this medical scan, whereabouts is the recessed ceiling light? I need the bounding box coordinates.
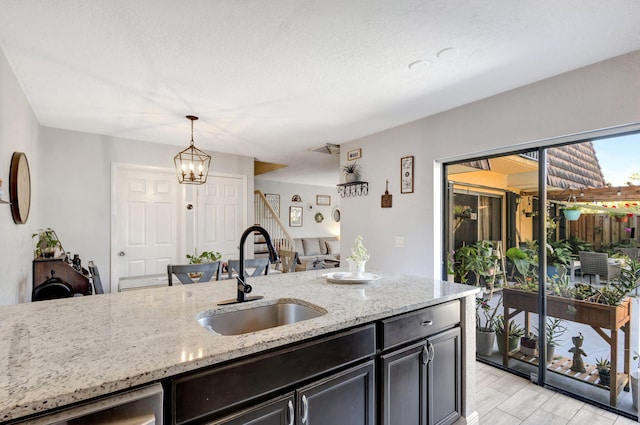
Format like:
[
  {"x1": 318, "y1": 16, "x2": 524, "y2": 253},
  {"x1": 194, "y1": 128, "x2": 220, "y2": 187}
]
[
  {"x1": 408, "y1": 59, "x2": 431, "y2": 70},
  {"x1": 436, "y1": 47, "x2": 460, "y2": 60}
]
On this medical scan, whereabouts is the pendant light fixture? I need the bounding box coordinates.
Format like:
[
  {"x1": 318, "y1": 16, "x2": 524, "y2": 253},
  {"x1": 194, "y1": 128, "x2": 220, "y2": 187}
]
[{"x1": 174, "y1": 115, "x2": 211, "y2": 185}]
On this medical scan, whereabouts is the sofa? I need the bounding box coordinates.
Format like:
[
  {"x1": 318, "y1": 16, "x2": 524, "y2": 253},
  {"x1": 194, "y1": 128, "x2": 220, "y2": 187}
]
[
  {"x1": 254, "y1": 235, "x2": 340, "y2": 271},
  {"x1": 293, "y1": 237, "x2": 340, "y2": 270}
]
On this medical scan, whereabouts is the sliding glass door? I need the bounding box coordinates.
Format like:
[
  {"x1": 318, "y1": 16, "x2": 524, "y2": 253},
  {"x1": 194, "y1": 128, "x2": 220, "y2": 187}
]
[{"x1": 444, "y1": 134, "x2": 640, "y2": 419}]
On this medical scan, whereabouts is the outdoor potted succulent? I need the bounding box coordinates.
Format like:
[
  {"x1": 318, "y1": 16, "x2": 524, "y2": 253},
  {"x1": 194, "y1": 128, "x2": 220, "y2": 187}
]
[
  {"x1": 494, "y1": 314, "x2": 524, "y2": 356},
  {"x1": 476, "y1": 295, "x2": 501, "y2": 356},
  {"x1": 540, "y1": 317, "x2": 568, "y2": 360},
  {"x1": 562, "y1": 204, "x2": 582, "y2": 221},
  {"x1": 340, "y1": 161, "x2": 361, "y2": 183},
  {"x1": 32, "y1": 228, "x2": 62, "y2": 258},
  {"x1": 595, "y1": 357, "x2": 611, "y2": 387},
  {"x1": 519, "y1": 332, "x2": 538, "y2": 357}
]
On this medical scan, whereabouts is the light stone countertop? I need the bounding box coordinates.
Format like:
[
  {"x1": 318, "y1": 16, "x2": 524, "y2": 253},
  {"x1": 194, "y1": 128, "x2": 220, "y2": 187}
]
[{"x1": 0, "y1": 269, "x2": 478, "y2": 423}]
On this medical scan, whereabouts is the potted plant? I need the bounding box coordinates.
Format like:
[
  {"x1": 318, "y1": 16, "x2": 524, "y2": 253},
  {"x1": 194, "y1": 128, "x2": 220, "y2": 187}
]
[
  {"x1": 543, "y1": 317, "x2": 568, "y2": 360},
  {"x1": 562, "y1": 205, "x2": 582, "y2": 221},
  {"x1": 186, "y1": 250, "x2": 222, "y2": 278},
  {"x1": 476, "y1": 295, "x2": 501, "y2": 356},
  {"x1": 610, "y1": 211, "x2": 628, "y2": 223},
  {"x1": 32, "y1": 228, "x2": 61, "y2": 258},
  {"x1": 340, "y1": 161, "x2": 361, "y2": 183},
  {"x1": 347, "y1": 235, "x2": 370, "y2": 274},
  {"x1": 494, "y1": 315, "x2": 524, "y2": 356},
  {"x1": 186, "y1": 250, "x2": 221, "y2": 264},
  {"x1": 595, "y1": 357, "x2": 611, "y2": 387},
  {"x1": 519, "y1": 332, "x2": 538, "y2": 357}
]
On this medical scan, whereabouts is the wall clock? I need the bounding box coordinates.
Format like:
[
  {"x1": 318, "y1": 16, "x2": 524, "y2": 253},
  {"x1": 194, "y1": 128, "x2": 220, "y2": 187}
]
[{"x1": 10, "y1": 152, "x2": 31, "y2": 224}]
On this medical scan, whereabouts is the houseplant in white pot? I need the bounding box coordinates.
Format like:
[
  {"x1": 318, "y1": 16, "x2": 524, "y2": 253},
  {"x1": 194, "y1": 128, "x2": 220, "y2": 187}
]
[
  {"x1": 347, "y1": 235, "x2": 370, "y2": 275},
  {"x1": 475, "y1": 295, "x2": 500, "y2": 356},
  {"x1": 341, "y1": 161, "x2": 361, "y2": 183}
]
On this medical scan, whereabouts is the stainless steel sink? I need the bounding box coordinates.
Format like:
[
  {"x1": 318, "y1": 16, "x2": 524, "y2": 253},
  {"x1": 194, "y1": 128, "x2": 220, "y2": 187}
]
[{"x1": 197, "y1": 300, "x2": 327, "y2": 336}]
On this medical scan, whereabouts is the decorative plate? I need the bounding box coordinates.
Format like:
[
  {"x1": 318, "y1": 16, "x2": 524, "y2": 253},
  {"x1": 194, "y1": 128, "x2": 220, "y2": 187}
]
[{"x1": 322, "y1": 272, "x2": 381, "y2": 284}]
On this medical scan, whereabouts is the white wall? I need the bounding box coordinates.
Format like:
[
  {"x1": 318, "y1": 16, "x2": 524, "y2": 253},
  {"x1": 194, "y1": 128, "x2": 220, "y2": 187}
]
[
  {"x1": 340, "y1": 50, "x2": 640, "y2": 278},
  {"x1": 0, "y1": 48, "x2": 42, "y2": 305},
  {"x1": 255, "y1": 180, "x2": 340, "y2": 238},
  {"x1": 38, "y1": 127, "x2": 255, "y2": 290}
]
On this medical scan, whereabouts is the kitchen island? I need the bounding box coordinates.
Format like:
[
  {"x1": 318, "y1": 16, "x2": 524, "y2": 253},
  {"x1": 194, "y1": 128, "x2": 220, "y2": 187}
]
[{"x1": 0, "y1": 269, "x2": 479, "y2": 424}]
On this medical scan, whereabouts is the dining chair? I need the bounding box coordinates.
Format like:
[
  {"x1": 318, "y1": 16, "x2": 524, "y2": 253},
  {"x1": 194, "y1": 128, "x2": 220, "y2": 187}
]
[
  {"x1": 616, "y1": 247, "x2": 640, "y2": 261},
  {"x1": 227, "y1": 258, "x2": 271, "y2": 279},
  {"x1": 578, "y1": 251, "x2": 619, "y2": 285},
  {"x1": 87, "y1": 261, "x2": 105, "y2": 294},
  {"x1": 278, "y1": 250, "x2": 299, "y2": 273},
  {"x1": 167, "y1": 262, "x2": 223, "y2": 285}
]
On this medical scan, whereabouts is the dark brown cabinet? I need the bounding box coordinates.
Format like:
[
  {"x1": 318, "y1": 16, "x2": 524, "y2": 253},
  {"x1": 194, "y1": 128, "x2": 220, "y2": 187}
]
[
  {"x1": 379, "y1": 301, "x2": 461, "y2": 425},
  {"x1": 209, "y1": 362, "x2": 374, "y2": 425}
]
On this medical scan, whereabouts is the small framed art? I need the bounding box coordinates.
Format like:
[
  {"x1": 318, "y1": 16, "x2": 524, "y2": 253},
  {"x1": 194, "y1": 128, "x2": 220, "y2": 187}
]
[
  {"x1": 265, "y1": 193, "x2": 280, "y2": 217},
  {"x1": 316, "y1": 194, "x2": 331, "y2": 206},
  {"x1": 401, "y1": 155, "x2": 414, "y2": 194},
  {"x1": 289, "y1": 206, "x2": 303, "y2": 227},
  {"x1": 347, "y1": 148, "x2": 362, "y2": 161}
]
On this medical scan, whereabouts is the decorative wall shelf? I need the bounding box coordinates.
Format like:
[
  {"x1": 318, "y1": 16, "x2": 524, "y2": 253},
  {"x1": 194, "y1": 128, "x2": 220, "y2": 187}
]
[{"x1": 336, "y1": 181, "x2": 368, "y2": 198}]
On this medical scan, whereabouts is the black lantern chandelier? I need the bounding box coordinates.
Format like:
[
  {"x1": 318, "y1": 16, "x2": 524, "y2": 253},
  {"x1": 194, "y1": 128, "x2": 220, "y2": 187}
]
[{"x1": 174, "y1": 115, "x2": 211, "y2": 185}]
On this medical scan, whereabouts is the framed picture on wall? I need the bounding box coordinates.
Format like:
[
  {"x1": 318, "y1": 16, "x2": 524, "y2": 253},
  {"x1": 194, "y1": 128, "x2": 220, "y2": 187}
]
[
  {"x1": 401, "y1": 155, "x2": 414, "y2": 194},
  {"x1": 316, "y1": 195, "x2": 331, "y2": 206},
  {"x1": 347, "y1": 148, "x2": 362, "y2": 161},
  {"x1": 289, "y1": 206, "x2": 303, "y2": 227},
  {"x1": 265, "y1": 193, "x2": 280, "y2": 217}
]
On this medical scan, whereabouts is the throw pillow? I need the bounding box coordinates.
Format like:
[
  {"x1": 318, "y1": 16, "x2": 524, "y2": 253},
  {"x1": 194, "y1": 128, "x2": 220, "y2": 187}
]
[
  {"x1": 302, "y1": 238, "x2": 322, "y2": 256},
  {"x1": 326, "y1": 240, "x2": 340, "y2": 255}
]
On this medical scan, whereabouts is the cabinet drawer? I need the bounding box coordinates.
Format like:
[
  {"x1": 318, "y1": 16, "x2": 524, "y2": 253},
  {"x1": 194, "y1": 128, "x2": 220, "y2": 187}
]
[
  {"x1": 379, "y1": 301, "x2": 459, "y2": 350},
  {"x1": 170, "y1": 324, "x2": 375, "y2": 424}
]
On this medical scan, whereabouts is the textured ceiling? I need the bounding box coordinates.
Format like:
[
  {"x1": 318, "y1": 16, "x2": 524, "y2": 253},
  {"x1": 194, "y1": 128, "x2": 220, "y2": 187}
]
[{"x1": 1, "y1": 1, "x2": 639, "y2": 185}]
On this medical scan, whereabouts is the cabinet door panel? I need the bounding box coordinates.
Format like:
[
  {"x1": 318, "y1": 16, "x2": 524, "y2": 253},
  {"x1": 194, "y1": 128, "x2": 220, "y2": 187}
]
[
  {"x1": 207, "y1": 393, "x2": 294, "y2": 425},
  {"x1": 428, "y1": 328, "x2": 461, "y2": 425},
  {"x1": 380, "y1": 341, "x2": 427, "y2": 425},
  {"x1": 297, "y1": 361, "x2": 374, "y2": 425}
]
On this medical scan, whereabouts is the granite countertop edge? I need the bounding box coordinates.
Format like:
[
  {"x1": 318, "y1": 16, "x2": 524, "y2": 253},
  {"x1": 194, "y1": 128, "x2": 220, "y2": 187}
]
[{"x1": 0, "y1": 269, "x2": 479, "y2": 422}]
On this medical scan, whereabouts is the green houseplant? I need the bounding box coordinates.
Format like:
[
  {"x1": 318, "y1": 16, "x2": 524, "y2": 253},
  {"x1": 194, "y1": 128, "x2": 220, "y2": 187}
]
[
  {"x1": 595, "y1": 357, "x2": 611, "y2": 387},
  {"x1": 494, "y1": 314, "x2": 524, "y2": 356},
  {"x1": 32, "y1": 228, "x2": 61, "y2": 258},
  {"x1": 475, "y1": 295, "x2": 501, "y2": 356},
  {"x1": 340, "y1": 161, "x2": 361, "y2": 183},
  {"x1": 562, "y1": 204, "x2": 581, "y2": 221},
  {"x1": 186, "y1": 250, "x2": 222, "y2": 264}
]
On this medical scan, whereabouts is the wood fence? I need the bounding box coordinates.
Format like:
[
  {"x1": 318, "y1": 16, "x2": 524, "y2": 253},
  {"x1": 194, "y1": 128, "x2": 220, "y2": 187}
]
[{"x1": 566, "y1": 214, "x2": 638, "y2": 249}]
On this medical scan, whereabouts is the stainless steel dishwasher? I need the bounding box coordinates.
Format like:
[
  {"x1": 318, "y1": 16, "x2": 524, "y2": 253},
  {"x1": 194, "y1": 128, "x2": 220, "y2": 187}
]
[{"x1": 15, "y1": 383, "x2": 163, "y2": 425}]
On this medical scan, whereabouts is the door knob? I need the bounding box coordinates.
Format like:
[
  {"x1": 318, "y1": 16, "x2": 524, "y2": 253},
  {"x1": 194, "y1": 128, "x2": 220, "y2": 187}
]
[{"x1": 118, "y1": 251, "x2": 126, "y2": 256}]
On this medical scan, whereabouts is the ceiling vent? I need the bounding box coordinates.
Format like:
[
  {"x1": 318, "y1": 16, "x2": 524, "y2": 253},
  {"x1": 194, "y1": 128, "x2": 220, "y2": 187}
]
[{"x1": 311, "y1": 143, "x2": 340, "y2": 155}]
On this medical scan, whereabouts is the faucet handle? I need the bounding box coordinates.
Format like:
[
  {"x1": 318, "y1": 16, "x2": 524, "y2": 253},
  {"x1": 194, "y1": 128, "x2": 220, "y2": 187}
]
[{"x1": 237, "y1": 283, "x2": 252, "y2": 294}]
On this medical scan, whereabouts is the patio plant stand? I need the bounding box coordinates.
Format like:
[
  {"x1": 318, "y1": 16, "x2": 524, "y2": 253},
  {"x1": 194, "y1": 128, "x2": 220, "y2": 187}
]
[{"x1": 501, "y1": 287, "x2": 631, "y2": 406}]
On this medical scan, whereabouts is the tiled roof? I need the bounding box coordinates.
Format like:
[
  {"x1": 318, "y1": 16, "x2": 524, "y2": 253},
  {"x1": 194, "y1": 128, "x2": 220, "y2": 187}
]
[{"x1": 547, "y1": 142, "x2": 606, "y2": 189}]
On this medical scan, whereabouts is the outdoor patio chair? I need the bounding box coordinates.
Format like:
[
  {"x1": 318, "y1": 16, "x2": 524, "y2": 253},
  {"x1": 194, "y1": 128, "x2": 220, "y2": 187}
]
[
  {"x1": 578, "y1": 251, "x2": 620, "y2": 285},
  {"x1": 616, "y1": 247, "x2": 640, "y2": 261}
]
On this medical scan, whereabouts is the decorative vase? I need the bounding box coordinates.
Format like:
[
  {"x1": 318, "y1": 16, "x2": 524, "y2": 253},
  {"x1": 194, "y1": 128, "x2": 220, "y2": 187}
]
[
  {"x1": 347, "y1": 259, "x2": 366, "y2": 276},
  {"x1": 345, "y1": 172, "x2": 357, "y2": 183},
  {"x1": 476, "y1": 329, "x2": 495, "y2": 356},
  {"x1": 563, "y1": 210, "x2": 581, "y2": 221}
]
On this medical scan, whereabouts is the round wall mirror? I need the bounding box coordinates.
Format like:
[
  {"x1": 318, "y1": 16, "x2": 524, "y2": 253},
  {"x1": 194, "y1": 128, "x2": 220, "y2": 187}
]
[{"x1": 332, "y1": 208, "x2": 341, "y2": 223}]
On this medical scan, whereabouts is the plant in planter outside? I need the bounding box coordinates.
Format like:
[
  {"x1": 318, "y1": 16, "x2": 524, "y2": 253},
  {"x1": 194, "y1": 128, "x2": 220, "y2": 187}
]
[
  {"x1": 534, "y1": 317, "x2": 568, "y2": 360},
  {"x1": 32, "y1": 228, "x2": 62, "y2": 258},
  {"x1": 340, "y1": 161, "x2": 361, "y2": 183},
  {"x1": 505, "y1": 246, "x2": 536, "y2": 282},
  {"x1": 494, "y1": 315, "x2": 525, "y2": 355},
  {"x1": 519, "y1": 332, "x2": 538, "y2": 357},
  {"x1": 595, "y1": 357, "x2": 611, "y2": 387},
  {"x1": 455, "y1": 241, "x2": 497, "y2": 288},
  {"x1": 475, "y1": 295, "x2": 501, "y2": 356},
  {"x1": 562, "y1": 204, "x2": 582, "y2": 221}
]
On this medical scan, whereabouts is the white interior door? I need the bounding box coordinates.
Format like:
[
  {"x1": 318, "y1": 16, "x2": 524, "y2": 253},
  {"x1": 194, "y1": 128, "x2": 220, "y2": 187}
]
[
  {"x1": 112, "y1": 165, "x2": 180, "y2": 291},
  {"x1": 196, "y1": 175, "x2": 245, "y2": 262}
]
